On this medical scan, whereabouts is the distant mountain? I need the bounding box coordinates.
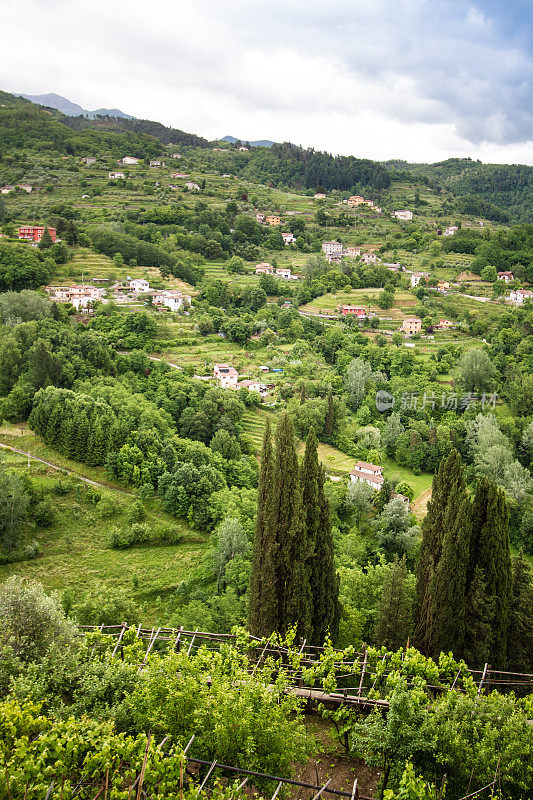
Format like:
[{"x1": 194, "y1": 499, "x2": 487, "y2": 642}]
[
  {"x1": 18, "y1": 92, "x2": 135, "y2": 120},
  {"x1": 222, "y1": 135, "x2": 275, "y2": 148}
]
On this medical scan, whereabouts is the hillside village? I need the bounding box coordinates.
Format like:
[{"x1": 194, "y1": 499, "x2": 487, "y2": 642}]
[{"x1": 0, "y1": 88, "x2": 532, "y2": 800}]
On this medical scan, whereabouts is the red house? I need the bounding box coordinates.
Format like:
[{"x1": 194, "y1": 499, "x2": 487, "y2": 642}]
[
  {"x1": 340, "y1": 305, "x2": 366, "y2": 318},
  {"x1": 19, "y1": 226, "x2": 57, "y2": 243}
]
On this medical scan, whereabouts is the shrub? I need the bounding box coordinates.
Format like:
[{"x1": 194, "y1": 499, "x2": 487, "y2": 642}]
[
  {"x1": 33, "y1": 498, "x2": 56, "y2": 527},
  {"x1": 96, "y1": 497, "x2": 116, "y2": 518}
]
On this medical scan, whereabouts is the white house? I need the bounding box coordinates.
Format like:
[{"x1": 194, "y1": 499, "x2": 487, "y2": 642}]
[
  {"x1": 322, "y1": 241, "x2": 343, "y2": 262},
  {"x1": 120, "y1": 157, "x2": 139, "y2": 165},
  {"x1": 510, "y1": 289, "x2": 533, "y2": 305},
  {"x1": 0, "y1": 186, "x2": 15, "y2": 194},
  {"x1": 255, "y1": 262, "x2": 274, "y2": 275},
  {"x1": 314, "y1": 193, "x2": 326, "y2": 199},
  {"x1": 411, "y1": 272, "x2": 429, "y2": 288},
  {"x1": 81, "y1": 157, "x2": 96, "y2": 165},
  {"x1": 350, "y1": 461, "x2": 384, "y2": 490},
  {"x1": 394, "y1": 210, "x2": 413, "y2": 221},
  {"x1": 238, "y1": 146, "x2": 249, "y2": 151},
  {"x1": 170, "y1": 172, "x2": 188, "y2": 178},
  {"x1": 275, "y1": 267, "x2": 292, "y2": 279},
  {"x1": 109, "y1": 172, "x2": 125, "y2": 179},
  {"x1": 185, "y1": 182, "x2": 201, "y2": 191},
  {"x1": 152, "y1": 290, "x2": 191, "y2": 311},
  {"x1": 443, "y1": 225, "x2": 459, "y2": 236},
  {"x1": 129, "y1": 278, "x2": 151, "y2": 293},
  {"x1": 149, "y1": 160, "x2": 165, "y2": 167},
  {"x1": 497, "y1": 271, "x2": 514, "y2": 283},
  {"x1": 213, "y1": 364, "x2": 239, "y2": 389},
  {"x1": 45, "y1": 284, "x2": 104, "y2": 311},
  {"x1": 281, "y1": 232, "x2": 296, "y2": 245},
  {"x1": 237, "y1": 379, "x2": 271, "y2": 398},
  {"x1": 361, "y1": 252, "x2": 380, "y2": 264},
  {"x1": 344, "y1": 246, "x2": 361, "y2": 258}
]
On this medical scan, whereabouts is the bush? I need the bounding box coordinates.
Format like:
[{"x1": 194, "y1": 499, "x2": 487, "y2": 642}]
[
  {"x1": 109, "y1": 526, "x2": 134, "y2": 550},
  {"x1": 0, "y1": 576, "x2": 76, "y2": 661},
  {"x1": 96, "y1": 497, "x2": 116, "y2": 518},
  {"x1": 127, "y1": 500, "x2": 146, "y2": 523},
  {"x1": 70, "y1": 584, "x2": 140, "y2": 626},
  {"x1": 33, "y1": 498, "x2": 56, "y2": 527}
]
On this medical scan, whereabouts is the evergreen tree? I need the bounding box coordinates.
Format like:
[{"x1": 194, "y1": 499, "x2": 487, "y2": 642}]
[
  {"x1": 506, "y1": 553, "x2": 533, "y2": 673},
  {"x1": 273, "y1": 413, "x2": 311, "y2": 639},
  {"x1": 414, "y1": 449, "x2": 464, "y2": 654},
  {"x1": 301, "y1": 428, "x2": 340, "y2": 644},
  {"x1": 300, "y1": 385, "x2": 306, "y2": 405},
  {"x1": 463, "y1": 566, "x2": 495, "y2": 666},
  {"x1": 373, "y1": 555, "x2": 414, "y2": 650},
  {"x1": 38, "y1": 226, "x2": 54, "y2": 250},
  {"x1": 469, "y1": 479, "x2": 512, "y2": 667},
  {"x1": 248, "y1": 420, "x2": 278, "y2": 636},
  {"x1": 431, "y1": 487, "x2": 471, "y2": 657},
  {"x1": 324, "y1": 387, "x2": 335, "y2": 438}
]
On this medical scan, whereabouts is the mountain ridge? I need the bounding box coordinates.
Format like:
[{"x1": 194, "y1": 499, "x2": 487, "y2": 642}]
[{"x1": 18, "y1": 92, "x2": 135, "y2": 120}]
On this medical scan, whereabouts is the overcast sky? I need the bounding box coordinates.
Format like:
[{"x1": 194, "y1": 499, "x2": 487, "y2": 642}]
[{"x1": 3, "y1": 0, "x2": 532, "y2": 164}]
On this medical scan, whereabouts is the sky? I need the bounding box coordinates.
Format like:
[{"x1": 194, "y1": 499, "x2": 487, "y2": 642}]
[{"x1": 2, "y1": 0, "x2": 532, "y2": 164}]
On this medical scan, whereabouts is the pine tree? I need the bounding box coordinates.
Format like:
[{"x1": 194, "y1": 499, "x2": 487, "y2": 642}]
[
  {"x1": 414, "y1": 448, "x2": 464, "y2": 654},
  {"x1": 374, "y1": 555, "x2": 414, "y2": 650},
  {"x1": 431, "y1": 487, "x2": 471, "y2": 658},
  {"x1": 468, "y1": 480, "x2": 512, "y2": 667},
  {"x1": 463, "y1": 566, "x2": 495, "y2": 666},
  {"x1": 273, "y1": 413, "x2": 312, "y2": 639},
  {"x1": 301, "y1": 429, "x2": 340, "y2": 644},
  {"x1": 506, "y1": 553, "x2": 533, "y2": 673},
  {"x1": 38, "y1": 225, "x2": 53, "y2": 250},
  {"x1": 248, "y1": 420, "x2": 278, "y2": 637},
  {"x1": 324, "y1": 388, "x2": 335, "y2": 438}
]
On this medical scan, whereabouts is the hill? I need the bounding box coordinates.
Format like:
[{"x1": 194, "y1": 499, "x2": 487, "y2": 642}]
[
  {"x1": 222, "y1": 135, "x2": 276, "y2": 147},
  {"x1": 384, "y1": 157, "x2": 533, "y2": 223},
  {"x1": 19, "y1": 92, "x2": 135, "y2": 119}
]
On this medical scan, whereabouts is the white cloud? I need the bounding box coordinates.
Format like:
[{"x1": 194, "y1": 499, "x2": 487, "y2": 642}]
[{"x1": 1, "y1": 0, "x2": 532, "y2": 164}]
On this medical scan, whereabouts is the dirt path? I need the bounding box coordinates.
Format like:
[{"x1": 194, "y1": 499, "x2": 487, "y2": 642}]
[
  {"x1": 412, "y1": 487, "x2": 432, "y2": 517},
  {"x1": 0, "y1": 442, "x2": 135, "y2": 496}
]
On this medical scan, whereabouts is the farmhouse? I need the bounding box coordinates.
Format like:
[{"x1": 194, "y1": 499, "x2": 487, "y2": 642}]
[
  {"x1": 394, "y1": 210, "x2": 413, "y2": 221},
  {"x1": 185, "y1": 182, "x2": 201, "y2": 191},
  {"x1": 438, "y1": 319, "x2": 454, "y2": 329},
  {"x1": 344, "y1": 246, "x2": 361, "y2": 258},
  {"x1": 255, "y1": 262, "x2": 274, "y2": 274},
  {"x1": 256, "y1": 214, "x2": 266, "y2": 223},
  {"x1": 149, "y1": 160, "x2": 165, "y2": 167},
  {"x1": 510, "y1": 289, "x2": 533, "y2": 305},
  {"x1": 151, "y1": 290, "x2": 191, "y2": 311},
  {"x1": 109, "y1": 172, "x2": 125, "y2": 179},
  {"x1": 170, "y1": 172, "x2": 188, "y2": 178},
  {"x1": 213, "y1": 364, "x2": 239, "y2": 389},
  {"x1": 350, "y1": 461, "x2": 384, "y2": 490},
  {"x1": 275, "y1": 267, "x2": 292, "y2": 279},
  {"x1": 0, "y1": 186, "x2": 15, "y2": 193},
  {"x1": 340, "y1": 305, "x2": 366, "y2": 318},
  {"x1": 266, "y1": 214, "x2": 281, "y2": 226},
  {"x1": 411, "y1": 272, "x2": 429, "y2": 288},
  {"x1": 129, "y1": 278, "x2": 151, "y2": 293},
  {"x1": 237, "y1": 380, "x2": 271, "y2": 398},
  {"x1": 402, "y1": 317, "x2": 422, "y2": 335},
  {"x1": 322, "y1": 241, "x2": 343, "y2": 262},
  {"x1": 238, "y1": 146, "x2": 249, "y2": 151},
  {"x1": 443, "y1": 226, "x2": 459, "y2": 236},
  {"x1": 120, "y1": 157, "x2": 139, "y2": 165},
  {"x1": 46, "y1": 284, "x2": 104, "y2": 310},
  {"x1": 314, "y1": 193, "x2": 326, "y2": 199},
  {"x1": 81, "y1": 157, "x2": 96, "y2": 165},
  {"x1": 19, "y1": 225, "x2": 57, "y2": 243},
  {"x1": 281, "y1": 232, "x2": 296, "y2": 245},
  {"x1": 498, "y1": 271, "x2": 514, "y2": 283},
  {"x1": 18, "y1": 185, "x2": 33, "y2": 193},
  {"x1": 347, "y1": 196, "x2": 365, "y2": 207},
  {"x1": 361, "y1": 252, "x2": 380, "y2": 264}
]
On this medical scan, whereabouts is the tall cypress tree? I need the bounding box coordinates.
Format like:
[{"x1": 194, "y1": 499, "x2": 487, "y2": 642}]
[
  {"x1": 273, "y1": 413, "x2": 312, "y2": 639},
  {"x1": 431, "y1": 485, "x2": 472, "y2": 658},
  {"x1": 506, "y1": 553, "x2": 533, "y2": 673},
  {"x1": 468, "y1": 480, "x2": 512, "y2": 667},
  {"x1": 414, "y1": 448, "x2": 464, "y2": 654},
  {"x1": 248, "y1": 420, "x2": 278, "y2": 637},
  {"x1": 301, "y1": 428, "x2": 340, "y2": 645},
  {"x1": 374, "y1": 555, "x2": 414, "y2": 650},
  {"x1": 463, "y1": 566, "x2": 495, "y2": 666}
]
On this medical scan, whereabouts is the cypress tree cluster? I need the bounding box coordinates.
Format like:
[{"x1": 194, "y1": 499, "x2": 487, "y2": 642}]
[
  {"x1": 248, "y1": 415, "x2": 340, "y2": 644},
  {"x1": 414, "y1": 449, "x2": 517, "y2": 668}
]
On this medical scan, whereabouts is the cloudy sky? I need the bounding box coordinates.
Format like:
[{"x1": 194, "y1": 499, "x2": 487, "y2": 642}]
[{"x1": 2, "y1": 0, "x2": 532, "y2": 164}]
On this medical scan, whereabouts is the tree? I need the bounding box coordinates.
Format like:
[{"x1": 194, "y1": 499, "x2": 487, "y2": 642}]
[
  {"x1": 506, "y1": 553, "x2": 533, "y2": 672},
  {"x1": 463, "y1": 566, "x2": 495, "y2": 666},
  {"x1": 301, "y1": 428, "x2": 340, "y2": 645},
  {"x1": 0, "y1": 465, "x2": 29, "y2": 551},
  {"x1": 457, "y1": 348, "x2": 497, "y2": 394},
  {"x1": 248, "y1": 420, "x2": 277, "y2": 636},
  {"x1": 374, "y1": 556, "x2": 414, "y2": 650},
  {"x1": 414, "y1": 449, "x2": 464, "y2": 654},
  {"x1": 480, "y1": 265, "x2": 498, "y2": 281},
  {"x1": 26, "y1": 339, "x2": 62, "y2": 389},
  {"x1": 324, "y1": 387, "x2": 335, "y2": 438},
  {"x1": 468, "y1": 479, "x2": 512, "y2": 667},
  {"x1": 38, "y1": 225, "x2": 54, "y2": 250}
]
